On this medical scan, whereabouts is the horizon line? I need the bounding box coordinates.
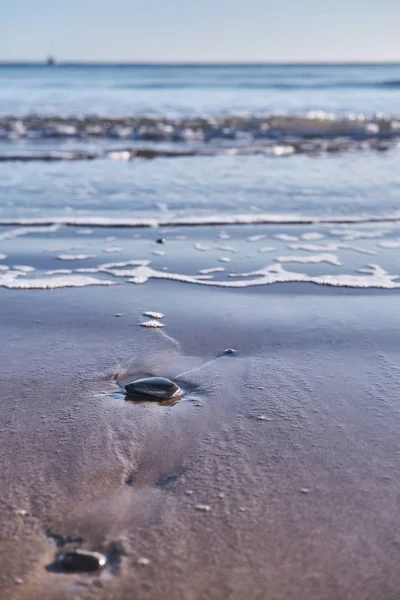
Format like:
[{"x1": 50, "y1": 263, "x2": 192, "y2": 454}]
[{"x1": 0, "y1": 60, "x2": 400, "y2": 67}]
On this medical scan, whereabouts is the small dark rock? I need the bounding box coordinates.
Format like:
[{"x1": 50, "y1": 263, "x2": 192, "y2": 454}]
[
  {"x1": 156, "y1": 238, "x2": 166, "y2": 244},
  {"x1": 56, "y1": 549, "x2": 107, "y2": 572},
  {"x1": 124, "y1": 474, "x2": 136, "y2": 486},
  {"x1": 223, "y1": 348, "x2": 236, "y2": 355},
  {"x1": 125, "y1": 377, "x2": 181, "y2": 401}
]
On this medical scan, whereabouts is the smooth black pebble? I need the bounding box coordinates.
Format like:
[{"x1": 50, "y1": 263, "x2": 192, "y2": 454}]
[
  {"x1": 125, "y1": 377, "x2": 181, "y2": 401},
  {"x1": 56, "y1": 549, "x2": 107, "y2": 572},
  {"x1": 156, "y1": 238, "x2": 166, "y2": 244}
]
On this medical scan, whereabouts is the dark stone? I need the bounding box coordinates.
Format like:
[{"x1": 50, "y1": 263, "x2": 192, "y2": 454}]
[
  {"x1": 56, "y1": 549, "x2": 107, "y2": 572},
  {"x1": 223, "y1": 348, "x2": 236, "y2": 355},
  {"x1": 156, "y1": 238, "x2": 166, "y2": 244},
  {"x1": 124, "y1": 474, "x2": 136, "y2": 486},
  {"x1": 125, "y1": 377, "x2": 181, "y2": 401}
]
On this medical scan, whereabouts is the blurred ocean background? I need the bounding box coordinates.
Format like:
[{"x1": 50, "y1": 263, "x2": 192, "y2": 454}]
[{"x1": 0, "y1": 63, "x2": 399, "y2": 224}]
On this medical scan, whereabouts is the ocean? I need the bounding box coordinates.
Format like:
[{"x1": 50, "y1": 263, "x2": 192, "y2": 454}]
[{"x1": 0, "y1": 63, "x2": 399, "y2": 289}]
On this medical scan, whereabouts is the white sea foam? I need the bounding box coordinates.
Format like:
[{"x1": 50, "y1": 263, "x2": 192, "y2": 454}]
[
  {"x1": 194, "y1": 243, "x2": 213, "y2": 251},
  {"x1": 377, "y1": 240, "x2": 400, "y2": 248},
  {"x1": 0, "y1": 253, "x2": 6, "y2": 260},
  {"x1": 216, "y1": 245, "x2": 238, "y2": 253},
  {"x1": 275, "y1": 254, "x2": 342, "y2": 266},
  {"x1": 333, "y1": 229, "x2": 390, "y2": 241},
  {"x1": 74, "y1": 268, "x2": 101, "y2": 273},
  {"x1": 126, "y1": 262, "x2": 400, "y2": 289},
  {"x1": 104, "y1": 247, "x2": 122, "y2": 253},
  {"x1": 340, "y1": 244, "x2": 377, "y2": 255},
  {"x1": 274, "y1": 234, "x2": 299, "y2": 241},
  {"x1": 300, "y1": 232, "x2": 325, "y2": 241},
  {"x1": 57, "y1": 254, "x2": 96, "y2": 261},
  {"x1": 45, "y1": 269, "x2": 73, "y2": 275},
  {"x1": 247, "y1": 235, "x2": 266, "y2": 242},
  {"x1": 0, "y1": 224, "x2": 60, "y2": 241},
  {"x1": 289, "y1": 243, "x2": 339, "y2": 252},
  {"x1": 0, "y1": 271, "x2": 115, "y2": 290},
  {"x1": 143, "y1": 311, "x2": 164, "y2": 319},
  {"x1": 13, "y1": 265, "x2": 35, "y2": 273},
  {"x1": 198, "y1": 267, "x2": 225, "y2": 274},
  {"x1": 140, "y1": 320, "x2": 165, "y2": 328},
  {"x1": 289, "y1": 242, "x2": 377, "y2": 255},
  {"x1": 218, "y1": 257, "x2": 231, "y2": 263},
  {"x1": 259, "y1": 246, "x2": 276, "y2": 253}
]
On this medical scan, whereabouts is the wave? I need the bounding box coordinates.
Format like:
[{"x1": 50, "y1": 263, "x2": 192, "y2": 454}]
[
  {"x1": 0, "y1": 138, "x2": 394, "y2": 162},
  {"x1": 0, "y1": 113, "x2": 399, "y2": 159},
  {"x1": 1, "y1": 213, "x2": 400, "y2": 228},
  {"x1": 0, "y1": 114, "x2": 399, "y2": 143}
]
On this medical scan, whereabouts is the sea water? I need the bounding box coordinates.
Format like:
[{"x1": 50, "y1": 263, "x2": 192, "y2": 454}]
[{"x1": 0, "y1": 63, "x2": 399, "y2": 289}]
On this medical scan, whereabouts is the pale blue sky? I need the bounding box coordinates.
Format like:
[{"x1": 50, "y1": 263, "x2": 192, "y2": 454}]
[{"x1": 1, "y1": 0, "x2": 399, "y2": 63}]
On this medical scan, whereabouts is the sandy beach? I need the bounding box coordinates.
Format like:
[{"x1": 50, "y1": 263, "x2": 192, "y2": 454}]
[{"x1": 1, "y1": 223, "x2": 400, "y2": 599}]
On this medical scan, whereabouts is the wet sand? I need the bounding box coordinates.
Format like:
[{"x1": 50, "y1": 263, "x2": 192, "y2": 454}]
[{"x1": 1, "y1": 272, "x2": 400, "y2": 599}]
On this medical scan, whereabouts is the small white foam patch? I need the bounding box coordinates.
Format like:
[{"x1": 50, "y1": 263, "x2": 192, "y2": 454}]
[
  {"x1": 258, "y1": 246, "x2": 276, "y2": 253},
  {"x1": 198, "y1": 267, "x2": 225, "y2": 274},
  {"x1": 289, "y1": 243, "x2": 339, "y2": 252},
  {"x1": 0, "y1": 271, "x2": 115, "y2": 290},
  {"x1": 126, "y1": 263, "x2": 400, "y2": 289},
  {"x1": 218, "y1": 257, "x2": 231, "y2": 263},
  {"x1": 0, "y1": 226, "x2": 53, "y2": 242},
  {"x1": 0, "y1": 265, "x2": 9, "y2": 271},
  {"x1": 13, "y1": 265, "x2": 35, "y2": 273},
  {"x1": 109, "y1": 151, "x2": 131, "y2": 160},
  {"x1": 143, "y1": 311, "x2": 164, "y2": 319},
  {"x1": 152, "y1": 250, "x2": 167, "y2": 256},
  {"x1": 300, "y1": 232, "x2": 325, "y2": 241},
  {"x1": 57, "y1": 254, "x2": 96, "y2": 261},
  {"x1": 377, "y1": 240, "x2": 400, "y2": 249},
  {"x1": 104, "y1": 247, "x2": 122, "y2": 253},
  {"x1": 140, "y1": 320, "x2": 165, "y2": 328},
  {"x1": 340, "y1": 244, "x2": 377, "y2": 255},
  {"x1": 275, "y1": 254, "x2": 342, "y2": 266},
  {"x1": 100, "y1": 259, "x2": 149, "y2": 271},
  {"x1": 74, "y1": 267, "x2": 101, "y2": 273},
  {"x1": 45, "y1": 269, "x2": 73, "y2": 275},
  {"x1": 101, "y1": 259, "x2": 150, "y2": 278},
  {"x1": 247, "y1": 235, "x2": 266, "y2": 242},
  {"x1": 194, "y1": 243, "x2": 213, "y2": 252},
  {"x1": 0, "y1": 253, "x2": 6, "y2": 260},
  {"x1": 218, "y1": 233, "x2": 230, "y2": 240},
  {"x1": 332, "y1": 229, "x2": 390, "y2": 241},
  {"x1": 274, "y1": 234, "x2": 299, "y2": 242},
  {"x1": 0, "y1": 224, "x2": 60, "y2": 241},
  {"x1": 216, "y1": 245, "x2": 238, "y2": 253}
]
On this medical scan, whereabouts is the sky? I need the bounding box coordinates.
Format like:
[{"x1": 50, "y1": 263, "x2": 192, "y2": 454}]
[{"x1": 1, "y1": 0, "x2": 399, "y2": 63}]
